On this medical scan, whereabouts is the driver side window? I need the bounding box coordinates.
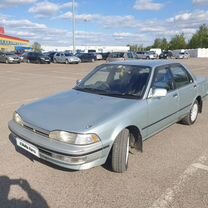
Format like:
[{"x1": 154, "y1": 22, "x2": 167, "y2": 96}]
[{"x1": 152, "y1": 67, "x2": 174, "y2": 92}]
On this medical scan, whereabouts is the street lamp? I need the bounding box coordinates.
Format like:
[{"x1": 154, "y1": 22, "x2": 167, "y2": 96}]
[{"x1": 72, "y1": 0, "x2": 75, "y2": 54}]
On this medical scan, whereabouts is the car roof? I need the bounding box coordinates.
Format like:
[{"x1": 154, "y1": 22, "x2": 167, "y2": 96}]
[{"x1": 108, "y1": 60, "x2": 179, "y2": 68}]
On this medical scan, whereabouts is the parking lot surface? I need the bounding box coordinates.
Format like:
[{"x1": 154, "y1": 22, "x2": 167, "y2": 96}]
[{"x1": 0, "y1": 59, "x2": 208, "y2": 208}]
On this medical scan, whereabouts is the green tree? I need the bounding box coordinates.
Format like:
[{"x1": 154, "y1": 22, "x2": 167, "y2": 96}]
[
  {"x1": 169, "y1": 34, "x2": 187, "y2": 50},
  {"x1": 152, "y1": 38, "x2": 169, "y2": 50},
  {"x1": 32, "y1": 42, "x2": 42, "y2": 52},
  {"x1": 188, "y1": 24, "x2": 208, "y2": 48}
]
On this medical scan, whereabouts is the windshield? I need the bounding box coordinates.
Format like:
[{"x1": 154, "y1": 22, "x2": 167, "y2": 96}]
[{"x1": 74, "y1": 64, "x2": 151, "y2": 99}]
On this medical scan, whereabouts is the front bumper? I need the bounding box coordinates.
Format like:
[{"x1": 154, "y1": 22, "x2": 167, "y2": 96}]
[
  {"x1": 8, "y1": 59, "x2": 20, "y2": 63},
  {"x1": 8, "y1": 121, "x2": 109, "y2": 170}
]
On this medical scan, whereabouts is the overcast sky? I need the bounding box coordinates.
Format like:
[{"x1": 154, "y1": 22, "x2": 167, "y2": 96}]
[{"x1": 0, "y1": 0, "x2": 208, "y2": 47}]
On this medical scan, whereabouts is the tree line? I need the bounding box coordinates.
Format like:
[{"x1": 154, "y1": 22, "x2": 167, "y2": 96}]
[{"x1": 128, "y1": 24, "x2": 208, "y2": 52}]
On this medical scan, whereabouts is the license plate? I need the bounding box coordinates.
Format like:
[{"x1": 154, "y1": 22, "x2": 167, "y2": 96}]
[{"x1": 16, "y1": 138, "x2": 40, "y2": 158}]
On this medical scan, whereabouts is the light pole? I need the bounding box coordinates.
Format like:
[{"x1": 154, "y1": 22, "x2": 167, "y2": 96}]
[{"x1": 72, "y1": 0, "x2": 75, "y2": 54}]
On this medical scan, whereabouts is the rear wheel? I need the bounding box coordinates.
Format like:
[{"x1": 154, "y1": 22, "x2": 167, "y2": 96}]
[
  {"x1": 65, "y1": 59, "x2": 69, "y2": 64},
  {"x1": 112, "y1": 129, "x2": 130, "y2": 173},
  {"x1": 54, "y1": 59, "x2": 57, "y2": 63},
  {"x1": 181, "y1": 100, "x2": 199, "y2": 125}
]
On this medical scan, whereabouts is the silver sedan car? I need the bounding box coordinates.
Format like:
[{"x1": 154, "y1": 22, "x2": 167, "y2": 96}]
[
  {"x1": 9, "y1": 61, "x2": 208, "y2": 172},
  {"x1": 54, "y1": 52, "x2": 81, "y2": 64}
]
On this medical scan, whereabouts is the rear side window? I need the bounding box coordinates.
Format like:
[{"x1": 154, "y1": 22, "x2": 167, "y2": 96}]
[{"x1": 170, "y1": 65, "x2": 193, "y2": 88}]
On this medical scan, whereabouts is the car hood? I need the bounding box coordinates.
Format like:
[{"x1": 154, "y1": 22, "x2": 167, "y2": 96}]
[{"x1": 18, "y1": 90, "x2": 136, "y2": 133}]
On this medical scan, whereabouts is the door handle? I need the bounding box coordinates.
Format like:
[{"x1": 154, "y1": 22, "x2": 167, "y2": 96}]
[{"x1": 173, "y1": 93, "x2": 178, "y2": 98}]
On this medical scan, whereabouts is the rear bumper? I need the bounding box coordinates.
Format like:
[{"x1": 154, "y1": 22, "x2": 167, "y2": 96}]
[{"x1": 8, "y1": 120, "x2": 109, "y2": 170}]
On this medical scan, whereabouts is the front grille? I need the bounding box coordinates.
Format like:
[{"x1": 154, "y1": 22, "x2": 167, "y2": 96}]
[{"x1": 23, "y1": 124, "x2": 49, "y2": 137}]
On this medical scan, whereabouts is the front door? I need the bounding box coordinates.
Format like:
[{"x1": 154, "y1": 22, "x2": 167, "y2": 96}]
[{"x1": 144, "y1": 65, "x2": 179, "y2": 137}]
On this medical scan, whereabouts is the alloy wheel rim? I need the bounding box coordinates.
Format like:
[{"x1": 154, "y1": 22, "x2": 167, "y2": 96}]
[
  {"x1": 126, "y1": 136, "x2": 130, "y2": 165},
  {"x1": 191, "y1": 103, "x2": 198, "y2": 122}
]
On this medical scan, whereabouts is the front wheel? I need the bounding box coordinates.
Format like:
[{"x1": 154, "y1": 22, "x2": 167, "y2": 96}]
[
  {"x1": 181, "y1": 100, "x2": 199, "y2": 125},
  {"x1": 112, "y1": 129, "x2": 130, "y2": 173}
]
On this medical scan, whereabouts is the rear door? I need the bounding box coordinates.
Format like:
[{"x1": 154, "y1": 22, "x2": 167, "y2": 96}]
[{"x1": 169, "y1": 64, "x2": 197, "y2": 119}]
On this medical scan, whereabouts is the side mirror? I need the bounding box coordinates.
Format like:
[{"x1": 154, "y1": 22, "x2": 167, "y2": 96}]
[
  {"x1": 76, "y1": 80, "x2": 81, "y2": 85},
  {"x1": 148, "y1": 88, "x2": 167, "y2": 98}
]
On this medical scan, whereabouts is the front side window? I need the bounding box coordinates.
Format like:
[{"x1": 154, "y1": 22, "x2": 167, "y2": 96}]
[
  {"x1": 170, "y1": 65, "x2": 192, "y2": 88},
  {"x1": 74, "y1": 64, "x2": 151, "y2": 99},
  {"x1": 152, "y1": 67, "x2": 174, "y2": 92}
]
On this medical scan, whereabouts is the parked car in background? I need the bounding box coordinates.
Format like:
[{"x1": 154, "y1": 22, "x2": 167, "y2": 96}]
[
  {"x1": 78, "y1": 53, "x2": 97, "y2": 62},
  {"x1": 0, "y1": 52, "x2": 20, "y2": 64},
  {"x1": 159, "y1": 51, "x2": 173, "y2": 59},
  {"x1": 18, "y1": 52, "x2": 28, "y2": 62},
  {"x1": 150, "y1": 48, "x2": 162, "y2": 57},
  {"x1": 136, "y1": 51, "x2": 157, "y2": 60},
  {"x1": 54, "y1": 52, "x2": 81, "y2": 64},
  {"x1": 106, "y1": 52, "x2": 137, "y2": 62},
  {"x1": 24, "y1": 52, "x2": 51, "y2": 64},
  {"x1": 176, "y1": 52, "x2": 190, "y2": 59},
  {"x1": 95, "y1": 53, "x2": 103, "y2": 60},
  {"x1": 136, "y1": 51, "x2": 147, "y2": 59},
  {"x1": 43, "y1": 52, "x2": 57, "y2": 63},
  {"x1": 101, "y1": 52, "x2": 110, "y2": 60},
  {"x1": 9, "y1": 60, "x2": 208, "y2": 173}
]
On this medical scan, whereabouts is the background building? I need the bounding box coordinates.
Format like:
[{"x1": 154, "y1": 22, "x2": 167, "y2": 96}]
[
  {"x1": 0, "y1": 27, "x2": 30, "y2": 52},
  {"x1": 42, "y1": 45, "x2": 130, "y2": 53}
]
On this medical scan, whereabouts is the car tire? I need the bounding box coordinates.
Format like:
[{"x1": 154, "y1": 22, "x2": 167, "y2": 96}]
[
  {"x1": 5, "y1": 59, "x2": 9, "y2": 64},
  {"x1": 54, "y1": 59, "x2": 57, "y2": 63},
  {"x1": 112, "y1": 129, "x2": 130, "y2": 173},
  {"x1": 91, "y1": 58, "x2": 95, "y2": 62},
  {"x1": 65, "y1": 59, "x2": 69, "y2": 64},
  {"x1": 181, "y1": 100, "x2": 199, "y2": 125}
]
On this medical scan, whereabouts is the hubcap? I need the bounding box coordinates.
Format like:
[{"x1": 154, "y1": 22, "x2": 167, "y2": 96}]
[
  {"x1": 191, "y1": 103, "x2": 198, "y2": 122},
  {"x1": 126, "y1": 136, "x2": 130, "y2": 164}
]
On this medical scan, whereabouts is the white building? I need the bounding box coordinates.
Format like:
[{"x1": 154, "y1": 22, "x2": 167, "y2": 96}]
[
  {"x1": 172, "y1": 48, "x2": 208, "y2": 58},
  {"x1": 42, "y1": 45, "x2": 130, "y2": 53}
]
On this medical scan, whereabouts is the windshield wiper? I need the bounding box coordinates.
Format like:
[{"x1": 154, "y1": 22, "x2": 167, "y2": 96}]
[
  {"x1": 74, "y1": 87, "x2": 109, "y2": 94},
  {"x1": 103, "y1": 93, "x2": 140, "y2": 99}
]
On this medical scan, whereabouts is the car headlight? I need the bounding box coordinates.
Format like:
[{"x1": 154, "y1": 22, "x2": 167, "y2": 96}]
[
  {"x1": 49, "y1": 131, "x2": 100, "y2": 145},
  {"x1": 13, "y1": 112, "x2": 23, "y2": 126}
]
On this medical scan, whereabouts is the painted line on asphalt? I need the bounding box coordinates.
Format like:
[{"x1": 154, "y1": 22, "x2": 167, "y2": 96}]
[
  {"x1": 149, "y1": 153, "x2": 208, "y2": 208},
  {"x1": 192, "y1": 163, "x2": 208, "y2": 172}
]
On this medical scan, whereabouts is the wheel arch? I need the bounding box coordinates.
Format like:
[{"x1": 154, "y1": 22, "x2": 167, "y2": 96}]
[
  {"x1": 126, "y1": 125, "x2": 143, "y2": 152},
  {"x1": 109, "y1": 125, "x2": 143, "y2": 153}
]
